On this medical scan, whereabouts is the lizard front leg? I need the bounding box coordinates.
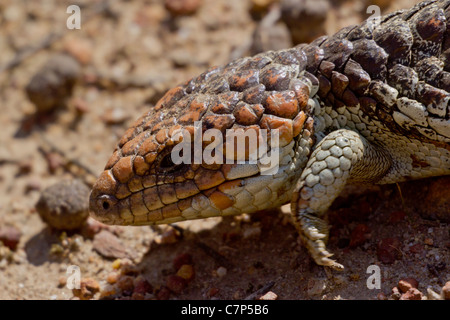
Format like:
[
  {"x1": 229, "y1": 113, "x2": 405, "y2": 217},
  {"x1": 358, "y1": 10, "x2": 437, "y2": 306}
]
[{"x1": 291, "y1": 129, "x2": 392, "y2": 270}]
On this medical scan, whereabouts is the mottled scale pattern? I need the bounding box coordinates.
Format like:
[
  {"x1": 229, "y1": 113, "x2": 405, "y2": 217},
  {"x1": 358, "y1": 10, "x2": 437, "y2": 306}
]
[{"x1": 90, "y1": 0, "x2": 450, "y2": 269}]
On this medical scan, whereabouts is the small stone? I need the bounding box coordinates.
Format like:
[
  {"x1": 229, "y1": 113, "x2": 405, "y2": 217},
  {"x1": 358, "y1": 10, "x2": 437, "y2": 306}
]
[
  {"x1": 133, "y1": 277, "x2": 153, "y2": 295},
  {"x1": 25, "y1": 178, "x2": 41, "y2": 193},
  {"x1": 81, "y1": 217, "x2": 108, "y2": 239},
  {"x1": 242, "y1": 224, "x2": 262, "y2": 239},
  {"x1": 159, "y1": 227, "x2": 181, "y2": 244},
  {"x1": 398, "y1": 278, "x2": 419, "y2": 293},
  {"x1": 0, "y1": 226, "x2": 22, "y2": 251},
  {"x1": 349, "y1": 224, "x2": 370, "y2": 248},
  {"x1": 119, "y1": 258, "x2": 140, "y2": 275},
  {"x1": 44, "y1": 152, "x2": 64, "y2": 173},
  {"x1": 442, "y1": 281, "x2": 450, "y2": 300},
  {"x1": 72, "y1": 278, "x2": 100, "y2": 300},
  {"x1": 26, "y1": 54, "x2": 81, "y2": 113},
  {"x1": 99, "y1": 283, "x2": 117, "y2": 298},
  {"x1": 63, "y1": 37, "x2": 93, "y2": 65},
  {"x1": 165, "y1": 0, "x2": 202, "y2": 16},
  {"x1": 131, "y1": 292, "x2": 145, "y2": 300},
  {"x1": 377, "y1": 292, "x2": 388, "y2": 300},
  {"x1": 106, "y1": 272, "x2": 120, "y2": 284},
  {"x1": 377, "y1": 237, "x2": 402, "y2": 264},
  {"x1": 58, "y1": 276, "x2": 67, "y2": 288},
  {"x1": 117, "y1": 275, "x2": 135, "y2": 293},
  {"x1": 92, "y1": 230, "x2": 131, "y2": 260},
  {"x1": 280, "y1": 0, "x2": 329, "y2": 44},
  {"x1": 156, "y1": 286, "x2": 171, "y2": 300},
  {"x1": 101, "y1": 108, "x2": 130, "y2": 125},
  {"x1": 391, "y1": 287, "x2": 402, "y2": 300},
  {"x1": 207, "y1": 287, "x2": 220, "y2": 298},
  {"x1": 307, "y1": 278, "x2": 327, "y2": 296},
  {"x1": 409, "y1": 243, "x2": 424, "y2": 254},
  {"x1": 259, "y1": 291, "x2": 278, "y2": 300},
  {"x1": 424, "y1": 238, "x2": 434, "y2": 246},
  {"x1": 349, "y1": 274, "x2": 360, "y2": 281},
  {"x1": 173, "y1": 253, "x2": 193, "y2": 270},
  {"x1": 35, "y1": 179, "x2": 90, "y2": 230},
  {"x1": 388, "y1": 210, "x2": 406, "y2": 223},
  {"x1": 176, "y1": 264, "x2": 195, "y2": 282},
  {"x1": 72, "y1": 97, "x2": 90, "y2": 114},
  {"x1": 216, "y1": 266, "x2": 227, "y2": 278},
  {"x1": 426, "y1": 287, "x2": 442, "y2": 300},
  {"x1": 111, "y1": 259, "x2": 122, "y2": 270},
  {"x1": 400, "y1": 288, "x2": 423, "y2": 300},
  {"x1": 166, "y1": 275, "x2": 187, "y2": 294}
]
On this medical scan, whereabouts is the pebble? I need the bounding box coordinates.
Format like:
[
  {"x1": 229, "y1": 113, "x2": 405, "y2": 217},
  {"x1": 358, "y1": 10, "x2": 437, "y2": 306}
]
[
  {"x1": 400, "y1": 288, "x2": 423, "y2": 300},
  {"x1": 25, "y1": 178, "x2": 42, "y2": 193},
  {"x1": 156, "y1": 286, "x2": 171, "y2": 300},
  {"x1": 164, "y1": 0, "x2": 202, "y2": 16},
  {"x1": 106, "y1": 272, "x2": 120, "y2": 284},
  {"x1": 242, "y1": 224, "x2": 262, "y2": 239},
  {"x1": 101, "y1": 108, "x2": 130, "y2": 125},
  {"x1": 250, "y1": 10, "x2": 292, "y2": 54},
  {"x1": 377, "y1": 292, "x2": 388, "y2": 300},
  {"x1": 80, "y1": 217, "x2": 108, "y2": 239},
  {"x1": 349, "y1": 223, "x2": 370, "y2": 248},
  {"x1": 388, "y1": 210, "x2": 406, "y2": 223},
  {"x1": 280, "y1": 0, "x2": 329, "y2": 44},
  {"x1": 408, "y1": 243, "x2": 424, "y2": 254},
  {"x1": 158, "y1": 227, "x2": 181, "y2": 244},
  {"x1": 26, "y1": 54, "x2": 81, "y2": 113},
  {"x1": 207, "y1": 287, "x2": 219, "y2": 298},
  {"x1": 133, "y1": 276, "x2": 153, "y2": 295},
  {"x1": 0, "y1": 226, "x2": 22, "y2": 251},
  {"x1": 116, "y1": 275, "x2": 135, "y2": 294},
  {"x1": 118, "y1": 258, "x2": 140, "y2": 276},
  {"x1": 166, "y1": 275, "x2": 187, "y2": 294},
  {"x1": 216, "y1": 266, "x2": 227, "y2": 278},
  {"x1": 63, "y1": 37, "x2": 93, "y2": 65},
  {"x1": 58, "y1": 276, "x2": 67, "y2": 288},
  {"x1": 307, "y1": 278, "x2": 327, "y2": 296},
  {"x1": 176, "y1": 264, "x2": 195, "y2": 282},
  {"x1": 111, "y1": 259, "x2": 122, "y2": 270},
  {"x1": 72, "y1": 278, "x2": 100, "y2": 300},
  {"x1": 377, "y1": 237, "x2": 402, "y2": 264},
  {"x1": 259, "y1": 291, "x2": 278, "y2": 300},
  {"x1": 92, "y1": 230, "x2": 131, "y2": 260},
  {"x1": 398, "y1": 278, "x2": 419, "y2": 293},
  {"x1": 391, "y1": 286, "x2": 402, "y2": 300},
  {"x1": 173, "y1": 253, "x2": 193, "y2": 270},
  {"x1": 426, "y1": 287, "x2": 442, "y2": 300},
  {"x1": 35, "y1": 179, "x2": 90, "y2": 230},
  {"x1": 442, "y1": 281, "x2": 450, "y2": 300}
]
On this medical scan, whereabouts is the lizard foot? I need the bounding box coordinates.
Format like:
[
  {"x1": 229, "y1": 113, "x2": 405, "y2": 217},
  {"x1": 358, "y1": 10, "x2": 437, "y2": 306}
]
[{"x1": 298, "y1": 212, "x2": 344, "y2": 271}]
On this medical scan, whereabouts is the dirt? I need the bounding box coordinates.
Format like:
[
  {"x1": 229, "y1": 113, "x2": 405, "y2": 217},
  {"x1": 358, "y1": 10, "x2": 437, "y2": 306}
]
[{"x1": 0, "y1": 0, "x2": 448, "y2": 300}]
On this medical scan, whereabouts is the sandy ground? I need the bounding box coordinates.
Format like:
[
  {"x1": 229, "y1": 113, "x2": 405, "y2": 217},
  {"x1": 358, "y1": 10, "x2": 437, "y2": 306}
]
[{"x1": 0, "y1": 0, "x2": 448, "y2": 300}]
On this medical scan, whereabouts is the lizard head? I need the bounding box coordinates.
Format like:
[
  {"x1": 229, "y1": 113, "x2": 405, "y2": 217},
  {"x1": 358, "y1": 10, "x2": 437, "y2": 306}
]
[{"x1": 89, "y1": 51, "x2": 316, "y2": 226}]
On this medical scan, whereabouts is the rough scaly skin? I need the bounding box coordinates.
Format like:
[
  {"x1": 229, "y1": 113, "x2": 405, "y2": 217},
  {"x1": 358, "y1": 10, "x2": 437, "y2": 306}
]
[{"x1": 90, "y1": 0, "x2": 450, "y2": 270}]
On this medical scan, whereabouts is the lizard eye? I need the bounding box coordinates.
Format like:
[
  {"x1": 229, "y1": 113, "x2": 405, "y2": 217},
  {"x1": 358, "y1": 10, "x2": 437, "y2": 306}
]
[
  {"x1": 96, "y1": 195, "x2": 116, "y2": 213},
  {"x1": 157, "y1": 151, "x2": 184, "y2": 173},
  {"x1": 160, "y1": 153, "x2": 175, "y2": 168}
]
